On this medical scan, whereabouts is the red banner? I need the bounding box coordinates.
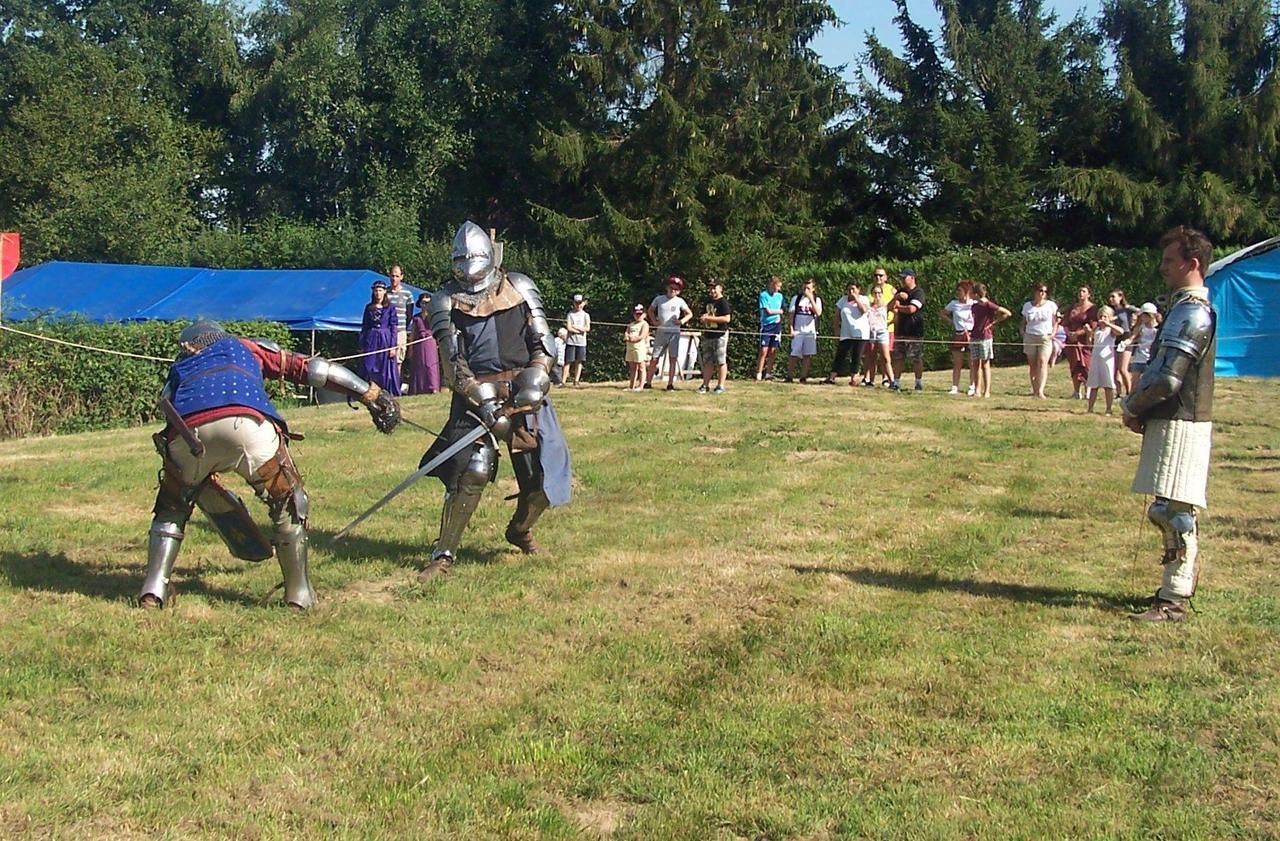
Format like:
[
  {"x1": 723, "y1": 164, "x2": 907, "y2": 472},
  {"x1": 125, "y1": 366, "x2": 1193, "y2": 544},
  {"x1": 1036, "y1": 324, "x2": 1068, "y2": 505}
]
[{"x1": 0, "y1": 232, "x2": 19, "y2": 281}]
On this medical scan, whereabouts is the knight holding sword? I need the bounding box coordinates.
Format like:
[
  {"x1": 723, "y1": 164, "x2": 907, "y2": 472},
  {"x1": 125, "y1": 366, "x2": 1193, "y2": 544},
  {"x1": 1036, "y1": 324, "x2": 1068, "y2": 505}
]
[
  {"x1": 414, "y1": 221, "x2": 572, "y2": 577},
  {"x1": 141, "y1": 321, "x2": 400, "y2": 610}
]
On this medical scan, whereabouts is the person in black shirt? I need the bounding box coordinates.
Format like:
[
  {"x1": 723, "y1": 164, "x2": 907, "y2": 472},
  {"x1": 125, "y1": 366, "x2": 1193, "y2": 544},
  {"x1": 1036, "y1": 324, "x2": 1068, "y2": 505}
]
[
  {"x1": 697, "y1": 279, "x2": 733, "y2": 394},
  {"x1": 891, "y1": 269, "x2": 927, "y2": 391}
]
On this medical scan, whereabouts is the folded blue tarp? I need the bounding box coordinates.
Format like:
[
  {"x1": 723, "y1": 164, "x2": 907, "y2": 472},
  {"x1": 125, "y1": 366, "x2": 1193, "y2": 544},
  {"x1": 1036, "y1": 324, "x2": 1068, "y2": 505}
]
[
  {"x1": 0, "y1": 261, "x2": 426, "y2": 331},
  {"x1": 1206, "y1": 237, "x2": 1280, "y2": 378}
]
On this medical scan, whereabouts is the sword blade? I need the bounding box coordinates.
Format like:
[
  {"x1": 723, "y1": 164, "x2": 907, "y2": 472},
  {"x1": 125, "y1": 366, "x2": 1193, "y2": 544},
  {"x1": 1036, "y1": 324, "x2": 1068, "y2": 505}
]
[
  {"x1": 329, "y1": 422, "x2": 490, "y2": 544},
  {"x1": 398, "y1": 415, "x2": 440, "y2": 438}
]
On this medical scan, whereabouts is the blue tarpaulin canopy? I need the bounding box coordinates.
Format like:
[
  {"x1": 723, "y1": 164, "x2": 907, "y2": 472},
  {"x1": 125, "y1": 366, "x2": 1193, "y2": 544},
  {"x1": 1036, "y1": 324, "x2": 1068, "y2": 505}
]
[
  {"x1": 0, "y1": 261, "x2": 425, "y2": 331},
  {"x1": 1206, "y1": 237, "x2": 1280, "y2": 378}
]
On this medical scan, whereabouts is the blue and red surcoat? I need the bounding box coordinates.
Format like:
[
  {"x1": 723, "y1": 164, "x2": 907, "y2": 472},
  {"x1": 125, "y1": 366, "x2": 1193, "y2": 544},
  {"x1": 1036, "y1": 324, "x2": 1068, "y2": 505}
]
[{"x1": 169, "y1": 337, "x2": 287, "y2": 430}]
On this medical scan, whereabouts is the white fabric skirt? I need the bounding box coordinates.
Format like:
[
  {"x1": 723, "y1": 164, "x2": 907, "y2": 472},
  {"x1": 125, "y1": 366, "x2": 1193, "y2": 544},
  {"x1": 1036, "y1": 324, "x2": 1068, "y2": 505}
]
[{"x1": 1131, "y1": 419, "x2": 1212, "y2": 508}]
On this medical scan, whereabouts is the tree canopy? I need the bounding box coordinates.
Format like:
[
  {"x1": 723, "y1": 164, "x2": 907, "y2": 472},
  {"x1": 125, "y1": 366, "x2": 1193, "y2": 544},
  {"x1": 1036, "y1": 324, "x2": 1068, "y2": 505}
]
[{"x1": 1, "y1": 0, "x2": 1277, "y2": 272}]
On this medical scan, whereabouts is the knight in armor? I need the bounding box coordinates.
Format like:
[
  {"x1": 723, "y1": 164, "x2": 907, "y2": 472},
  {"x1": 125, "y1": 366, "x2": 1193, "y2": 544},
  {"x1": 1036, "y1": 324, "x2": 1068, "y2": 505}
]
[
  {"x1": 418, "y1": 221, "x2": 572, "y2": 576},
  {"x1": 1122, "y1": 227, "x2": 1217, "y2": 623},
  {"x1": 141, "y1": 321, "x2": 400, "y2": 609}
]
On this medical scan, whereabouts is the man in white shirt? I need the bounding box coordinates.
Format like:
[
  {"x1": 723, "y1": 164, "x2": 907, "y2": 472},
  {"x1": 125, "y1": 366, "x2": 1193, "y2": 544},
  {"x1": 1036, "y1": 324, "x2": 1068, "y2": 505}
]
[
  {"x1": 646, "y1": 276, "x2": 694, "y2": 390},
  {"x1": 785, "y1": 278, "x2": 823, "y2": 383}
]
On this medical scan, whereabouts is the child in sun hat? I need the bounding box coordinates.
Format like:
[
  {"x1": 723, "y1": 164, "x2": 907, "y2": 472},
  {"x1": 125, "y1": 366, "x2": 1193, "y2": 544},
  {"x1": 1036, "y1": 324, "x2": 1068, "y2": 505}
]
[{"x1": 623, "y1": 304, "x2": 650, "y2": 390}]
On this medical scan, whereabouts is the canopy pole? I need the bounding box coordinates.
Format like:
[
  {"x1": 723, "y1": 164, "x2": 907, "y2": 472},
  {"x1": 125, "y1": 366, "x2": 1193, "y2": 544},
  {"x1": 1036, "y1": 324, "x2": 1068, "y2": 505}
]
[{"x1": 309, "y1": 330, "x2": 316, "y2": 404}]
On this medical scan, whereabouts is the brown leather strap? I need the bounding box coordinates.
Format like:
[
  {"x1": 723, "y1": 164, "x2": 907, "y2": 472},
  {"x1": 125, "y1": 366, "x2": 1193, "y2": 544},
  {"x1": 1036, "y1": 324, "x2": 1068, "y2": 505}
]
[{"x1": 473, "y1": 369, "x2": 520, "y2": 384}]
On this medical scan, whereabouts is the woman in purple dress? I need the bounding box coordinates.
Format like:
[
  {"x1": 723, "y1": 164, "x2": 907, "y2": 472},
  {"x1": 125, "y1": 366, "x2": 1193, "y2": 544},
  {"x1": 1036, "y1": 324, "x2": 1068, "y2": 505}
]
[
  {"x1": 359, "y1": 279, "x2": 401, "y2": 395},
  {"x1": 407, "y1": 293, "x2": 441, "y2": 394}
]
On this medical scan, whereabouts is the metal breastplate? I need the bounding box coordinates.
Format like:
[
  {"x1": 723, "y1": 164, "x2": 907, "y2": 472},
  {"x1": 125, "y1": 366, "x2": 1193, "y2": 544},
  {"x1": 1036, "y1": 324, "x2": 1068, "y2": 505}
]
[{"x1": 1147, "y1": 298, "x2": 1216, "y2": 423}]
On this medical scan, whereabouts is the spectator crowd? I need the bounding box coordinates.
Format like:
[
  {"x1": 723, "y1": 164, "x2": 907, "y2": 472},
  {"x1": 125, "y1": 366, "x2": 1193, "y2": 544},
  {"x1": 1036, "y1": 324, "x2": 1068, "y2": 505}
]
[
  {"x1": 553, "y1": 269, "x2": 1165, "y2": 403},
  {"x1": 355, "y1": 262, "x2": 1164, "y2": 407}
]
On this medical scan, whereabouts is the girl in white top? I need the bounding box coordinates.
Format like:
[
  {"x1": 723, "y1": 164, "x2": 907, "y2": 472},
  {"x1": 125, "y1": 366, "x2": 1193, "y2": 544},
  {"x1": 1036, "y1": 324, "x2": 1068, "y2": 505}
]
[
  {"x1": 864, "y1": 278, "x2": 893, "y2": 386},
  {"x1": 1126, "y1": 304, "x2": 1160, "y2": 373},
  {"x1": 1086, "y1": 305, "x2": 1125, "y2": 414},
  {"x1": 1020, "y1": 284, "x2": 1059, "y2": 399},
  {"x1": 941, "y1": 280, "x2": 975, "y2": 394}
]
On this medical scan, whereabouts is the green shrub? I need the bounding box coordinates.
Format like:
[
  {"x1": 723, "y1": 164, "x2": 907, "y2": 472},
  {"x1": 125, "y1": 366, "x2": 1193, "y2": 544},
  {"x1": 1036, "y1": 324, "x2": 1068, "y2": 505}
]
[{"x1": 0, "y1": 319, "x2": 295, "y2": 438}]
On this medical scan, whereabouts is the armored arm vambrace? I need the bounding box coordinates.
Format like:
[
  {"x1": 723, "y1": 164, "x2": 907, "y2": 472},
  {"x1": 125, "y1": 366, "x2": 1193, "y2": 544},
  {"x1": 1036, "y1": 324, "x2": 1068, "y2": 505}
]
[
  {"x1": 428, "y1": 293, "x2": 479, "y2": 395},
  {"x1": 305, "y1": 356, "x2": 381, "y2": 403},
  {"x1": 507, "y1": 272, "x2": 555, "y2": 373},
  {"x1": 1123, "y1": 347, "x2": 1194, "y2": 418}
]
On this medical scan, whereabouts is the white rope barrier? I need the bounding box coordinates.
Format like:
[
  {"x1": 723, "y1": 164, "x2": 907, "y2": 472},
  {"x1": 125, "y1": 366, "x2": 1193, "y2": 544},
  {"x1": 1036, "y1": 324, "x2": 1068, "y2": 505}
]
[
  {"x1": 3, "y1": 318, "x2": 1275, "y2": 363},
  {"x1": 0, "y1": 322, "x2": 172, "y2": 362},
  {"x1": 547, "y1": 315, "x2": 1280, "y2": 349}
]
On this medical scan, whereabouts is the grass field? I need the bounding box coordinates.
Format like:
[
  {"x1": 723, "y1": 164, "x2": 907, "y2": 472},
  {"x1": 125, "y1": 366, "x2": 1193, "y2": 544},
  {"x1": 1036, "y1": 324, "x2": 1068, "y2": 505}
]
[{"x1": 2, "y1": 368, "x2": 1278, "y2": 839}]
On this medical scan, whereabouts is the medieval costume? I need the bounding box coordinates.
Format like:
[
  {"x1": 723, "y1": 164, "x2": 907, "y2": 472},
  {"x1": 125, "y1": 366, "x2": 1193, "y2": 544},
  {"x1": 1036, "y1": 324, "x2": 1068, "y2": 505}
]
[
  {"x1": 1063, "y1": 299, "x2": 1099, "y2": 393},
  {"x1": 141, "y1": 321, "x2": 399, "y2": 609},
  {"x1": 418, "y1": 222, "x2": 571, "y2": 574},
  {"x1": 1123, "y1": 285, "x2": 1216, "y2": 622},
  {"x1": 407, "y1": 297, "x2": 441, "y2": 395},
  {"x1": 359, "y1": 281, "x2": 401, "y2": 395}
]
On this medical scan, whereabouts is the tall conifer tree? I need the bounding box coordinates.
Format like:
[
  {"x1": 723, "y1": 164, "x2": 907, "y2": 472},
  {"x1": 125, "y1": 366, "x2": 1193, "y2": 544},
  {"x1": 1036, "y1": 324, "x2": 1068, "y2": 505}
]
[{"x1": 532, "y1": 0, "x2": 845, "y2": 278}]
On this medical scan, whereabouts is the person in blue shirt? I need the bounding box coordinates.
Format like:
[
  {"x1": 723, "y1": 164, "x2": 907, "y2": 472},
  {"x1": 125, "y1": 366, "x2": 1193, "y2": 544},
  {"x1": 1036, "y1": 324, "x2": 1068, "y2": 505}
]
[{"x1": 753, "y1": 275, "x2": 786, "y2": 381}]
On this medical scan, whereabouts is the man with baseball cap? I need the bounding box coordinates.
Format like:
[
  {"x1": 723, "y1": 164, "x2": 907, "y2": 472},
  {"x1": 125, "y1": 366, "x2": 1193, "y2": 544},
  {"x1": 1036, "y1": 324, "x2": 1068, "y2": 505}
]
[
  {"x1": 891, "y1": 268, "x2": 927, "y2": 391},
  {"x1": 697, "y1": 279, "x2": 732, "y2": 394},
  {"x1": 646, "y1": 275, "x2": 693, "y2": 390}
]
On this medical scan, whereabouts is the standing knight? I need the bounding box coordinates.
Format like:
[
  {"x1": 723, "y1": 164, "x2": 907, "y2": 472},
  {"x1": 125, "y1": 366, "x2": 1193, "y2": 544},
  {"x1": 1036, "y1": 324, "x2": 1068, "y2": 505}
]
[
  {"x1": 418, "y1": 221, "x2": 571, "y2": 575},
  {"x1": 142, "y1": 321, "x2": 400, "y2": 609},
  {"x1": 1122, "y1": 227, "x2": 1217, "y2": 623}
]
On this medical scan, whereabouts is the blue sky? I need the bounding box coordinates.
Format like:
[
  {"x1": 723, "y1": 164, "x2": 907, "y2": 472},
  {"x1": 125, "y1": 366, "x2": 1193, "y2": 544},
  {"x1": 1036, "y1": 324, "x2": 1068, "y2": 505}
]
[{"x1": 813, "y1": 0, "x2": 1101, "y2": 83}]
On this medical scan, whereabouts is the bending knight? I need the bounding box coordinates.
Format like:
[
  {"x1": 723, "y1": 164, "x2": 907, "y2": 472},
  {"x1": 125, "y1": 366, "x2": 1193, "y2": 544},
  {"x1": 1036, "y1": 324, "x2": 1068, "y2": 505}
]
[
  {"x1": 1122, "y1": 227, "x2": 1217, "y2": 623},
  {"x1": 419, "y1": 221, "x2": 572, "y2": 574},
  {"x1": 142, "y1": 321, "x2": 400, "y2": 609}
]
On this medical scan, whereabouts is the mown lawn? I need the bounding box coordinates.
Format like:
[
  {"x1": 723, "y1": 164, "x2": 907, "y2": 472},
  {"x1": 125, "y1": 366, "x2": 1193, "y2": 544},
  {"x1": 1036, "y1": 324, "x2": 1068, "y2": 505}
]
[{"x1": 1, "y1": 369, "x2": 1277, "y2": 839}]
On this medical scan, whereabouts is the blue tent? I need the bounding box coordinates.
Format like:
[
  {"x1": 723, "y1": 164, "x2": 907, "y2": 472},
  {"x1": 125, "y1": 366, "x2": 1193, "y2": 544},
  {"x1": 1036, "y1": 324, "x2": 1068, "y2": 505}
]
[
  {"x1": 1206, "y1": 237, "x2": 1280, "y2": 378},
  {"x1": 0, "y1": 261, "x2": 426, "y2": 331}
]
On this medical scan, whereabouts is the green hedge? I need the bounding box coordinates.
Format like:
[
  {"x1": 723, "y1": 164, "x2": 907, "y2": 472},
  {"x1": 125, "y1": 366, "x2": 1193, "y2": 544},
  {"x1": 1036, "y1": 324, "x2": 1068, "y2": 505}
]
[
  {"x1": 0, "y1": 246, "x2": 1174, "y2": 438},
  {"x1": 0, "y1": 320, "x2": 296, "y2": 439}
]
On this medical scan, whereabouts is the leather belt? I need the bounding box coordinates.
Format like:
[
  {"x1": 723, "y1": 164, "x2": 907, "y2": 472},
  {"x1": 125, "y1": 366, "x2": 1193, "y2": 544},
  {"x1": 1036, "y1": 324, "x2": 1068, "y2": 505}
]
[{"x1": 473, "y1": 369, "x2": 519, "y2": 384}]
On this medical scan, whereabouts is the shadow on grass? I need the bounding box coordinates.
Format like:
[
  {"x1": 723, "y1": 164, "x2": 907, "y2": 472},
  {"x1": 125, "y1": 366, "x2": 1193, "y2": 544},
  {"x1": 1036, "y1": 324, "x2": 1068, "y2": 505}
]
[
  {"x1": 1219, "y1": 451, "x2": 1280, "y2": 462},
  {"x1": 1007, "y1": 506, "x2": 1075, "y2": 520},
  {"x1": 310, "y1": 528, "x2": 512, "y2": 570},
  {"x1": 1208, "y1": 515, "x2": 1279, "y2": 544},
  {"x1": 0, "y1": 550, "x2": 260, "y2": 606},
  {"x1": 1217, "y1": 463, "x2": 1280, "y2": 474},
  {"x1": 790, "y1": 564, "x2": 1140, "y2": 611}
]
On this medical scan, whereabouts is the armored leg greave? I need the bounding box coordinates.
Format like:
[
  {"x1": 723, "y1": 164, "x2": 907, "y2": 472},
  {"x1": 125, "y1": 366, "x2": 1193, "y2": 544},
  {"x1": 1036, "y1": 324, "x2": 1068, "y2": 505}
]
[
  {"x1": 260, "y1": 445, "x2": 315, "y2": 609},
  {"x1": 433, "y1": 443, "x2": 497, "y2": 560},
  {"x1": 142, "y1": 463, "x2": 194, "y2": 606},
  {"x1": 1149, "y1": 497, "x2": 1199, "y2": 601},
  {"x1": 141, "y1": 517, "x2": 188, "y2": 606},
  {"x1": 273, "y1": 519, "x2": 315, "y2": 609},
  {"x1": 1146, "y1": 498, "x2": 1180, "y2": 559}
]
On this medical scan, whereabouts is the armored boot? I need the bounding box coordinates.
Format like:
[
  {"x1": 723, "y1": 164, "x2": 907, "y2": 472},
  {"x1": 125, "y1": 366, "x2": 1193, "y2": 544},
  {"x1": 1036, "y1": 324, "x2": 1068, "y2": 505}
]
[
  {"x1": 140, "y1": 517, "x2": 186, "y2": 608},
  {"x1": 505, "y1": 489, "x2": 549, "y2": 554},
  {"x1": 1133, "y1": 498, "x2": 1198, "y2": 623}
]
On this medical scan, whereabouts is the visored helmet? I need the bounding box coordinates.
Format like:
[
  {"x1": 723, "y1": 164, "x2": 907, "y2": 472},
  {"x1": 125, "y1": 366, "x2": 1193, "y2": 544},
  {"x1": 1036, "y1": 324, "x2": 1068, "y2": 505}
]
[{"x1": 451, "y1": 221, "x2": 499, "y2": 294}]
